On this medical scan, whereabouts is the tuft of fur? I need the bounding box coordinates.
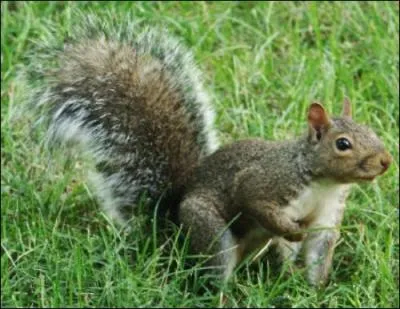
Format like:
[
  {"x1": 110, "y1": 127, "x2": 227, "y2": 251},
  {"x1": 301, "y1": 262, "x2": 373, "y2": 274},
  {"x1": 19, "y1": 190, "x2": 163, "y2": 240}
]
[{"x1": 25, "y1": 12, "x2": 219, "y2": 224}]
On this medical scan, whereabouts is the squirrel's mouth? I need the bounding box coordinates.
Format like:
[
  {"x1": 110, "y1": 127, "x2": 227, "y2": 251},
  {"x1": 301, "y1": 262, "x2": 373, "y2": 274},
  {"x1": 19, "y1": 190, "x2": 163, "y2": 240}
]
[{"x1": 357, "y1": 166, "x2": 389, "y2": 181}]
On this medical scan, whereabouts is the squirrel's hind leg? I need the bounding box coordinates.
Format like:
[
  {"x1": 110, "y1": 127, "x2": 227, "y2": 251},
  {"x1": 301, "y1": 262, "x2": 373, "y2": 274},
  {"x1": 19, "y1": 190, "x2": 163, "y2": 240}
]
[{"x1": 179, "y1": 192, "x2": 239, "y2": 281}]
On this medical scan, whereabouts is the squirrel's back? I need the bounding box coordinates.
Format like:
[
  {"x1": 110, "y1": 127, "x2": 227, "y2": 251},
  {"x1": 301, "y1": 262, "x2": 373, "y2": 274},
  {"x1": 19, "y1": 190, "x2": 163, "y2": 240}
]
[{"x1": 27, "y1": 14, "x2": 219, "y2": 223}]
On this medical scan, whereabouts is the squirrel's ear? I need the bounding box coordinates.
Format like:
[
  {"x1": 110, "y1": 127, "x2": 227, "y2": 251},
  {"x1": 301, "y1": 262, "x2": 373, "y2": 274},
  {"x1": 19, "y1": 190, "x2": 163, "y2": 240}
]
[
  {"x1": 307, "y1": 102, "x2": 331, "y2": 141},
  {"x1": 341, "y1": 97, "x2": 352, "y2": 119}
]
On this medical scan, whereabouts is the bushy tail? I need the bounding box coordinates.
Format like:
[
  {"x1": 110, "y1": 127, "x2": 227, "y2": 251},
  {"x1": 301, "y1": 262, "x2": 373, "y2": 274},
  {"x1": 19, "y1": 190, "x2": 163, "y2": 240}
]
[{"x1": 25, "y1": 12, "x2": 219, "y2": 224}]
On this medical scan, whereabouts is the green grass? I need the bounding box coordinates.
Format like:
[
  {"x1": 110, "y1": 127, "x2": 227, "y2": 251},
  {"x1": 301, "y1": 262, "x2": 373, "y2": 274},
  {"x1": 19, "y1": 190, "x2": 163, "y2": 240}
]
[{"x1": 1, "y1": 1, "x2": 399, "y2": 307}]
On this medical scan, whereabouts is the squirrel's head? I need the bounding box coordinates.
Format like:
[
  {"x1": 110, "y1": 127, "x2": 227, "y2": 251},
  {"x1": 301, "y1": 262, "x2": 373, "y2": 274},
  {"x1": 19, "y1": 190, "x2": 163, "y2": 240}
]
[{"x1": 306, "y1": 98, "x2": 392, "y2": 183}]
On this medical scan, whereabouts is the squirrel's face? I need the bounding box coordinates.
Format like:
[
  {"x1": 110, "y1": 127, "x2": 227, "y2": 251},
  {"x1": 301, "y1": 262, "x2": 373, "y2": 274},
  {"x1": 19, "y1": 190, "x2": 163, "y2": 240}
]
[{"x1": 307, "y1": 99, "x2": 392, "y2": 183}]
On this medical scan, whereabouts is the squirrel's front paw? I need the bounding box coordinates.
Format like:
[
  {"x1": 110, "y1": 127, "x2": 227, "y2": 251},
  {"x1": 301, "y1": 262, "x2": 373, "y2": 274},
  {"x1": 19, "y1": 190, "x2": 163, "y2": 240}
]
[{"x1": 283, "y1": 222, "x2": 306, "y2": 242}]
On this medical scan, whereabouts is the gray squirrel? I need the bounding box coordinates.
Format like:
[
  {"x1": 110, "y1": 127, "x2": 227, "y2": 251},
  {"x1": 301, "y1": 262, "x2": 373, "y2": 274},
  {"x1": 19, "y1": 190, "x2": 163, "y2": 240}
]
[{"x1": 27, "y1": 15, "x2": 392, "y2": 287}]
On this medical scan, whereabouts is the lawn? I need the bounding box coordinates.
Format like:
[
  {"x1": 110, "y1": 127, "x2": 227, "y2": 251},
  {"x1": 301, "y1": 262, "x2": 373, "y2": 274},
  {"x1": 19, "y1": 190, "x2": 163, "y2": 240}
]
[{"x1": 1, "y1": 1, "x2": 399, "y2": 307}]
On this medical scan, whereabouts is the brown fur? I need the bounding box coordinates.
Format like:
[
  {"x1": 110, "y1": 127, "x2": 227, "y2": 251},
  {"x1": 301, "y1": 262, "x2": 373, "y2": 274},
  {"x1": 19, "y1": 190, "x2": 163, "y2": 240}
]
[{"x1": 58, "y1": 40, "x2": 202, "y2": 190}]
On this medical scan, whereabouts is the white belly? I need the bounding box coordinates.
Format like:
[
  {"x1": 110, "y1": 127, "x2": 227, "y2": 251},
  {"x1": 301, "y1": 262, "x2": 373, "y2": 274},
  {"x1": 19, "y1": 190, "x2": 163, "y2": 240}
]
[
  {"x1": 283, "y1": 181, "x2": 351, "y2": 227},
  {"x1": 237, "y1": 181, "x2": 351, "y2": 263}
]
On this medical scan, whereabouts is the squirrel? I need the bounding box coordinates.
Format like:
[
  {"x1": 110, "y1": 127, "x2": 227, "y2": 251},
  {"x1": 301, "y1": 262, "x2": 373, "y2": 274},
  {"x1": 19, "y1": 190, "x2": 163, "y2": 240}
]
[{"x1": 26, "y1": 15, "x2": 392, "y2": 287}]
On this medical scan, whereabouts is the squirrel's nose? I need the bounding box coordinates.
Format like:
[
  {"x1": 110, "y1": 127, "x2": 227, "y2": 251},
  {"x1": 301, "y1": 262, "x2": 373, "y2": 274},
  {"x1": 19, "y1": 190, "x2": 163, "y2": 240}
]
[{"x1": 380, "y1": 152, "x2": 392, "y2": 173}]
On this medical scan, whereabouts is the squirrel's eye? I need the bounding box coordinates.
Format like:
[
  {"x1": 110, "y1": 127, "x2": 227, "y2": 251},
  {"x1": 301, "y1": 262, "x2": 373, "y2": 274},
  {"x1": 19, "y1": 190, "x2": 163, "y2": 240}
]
[{"x1": 336, "y1": 137, "x2": 352, "y2": 151}]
